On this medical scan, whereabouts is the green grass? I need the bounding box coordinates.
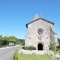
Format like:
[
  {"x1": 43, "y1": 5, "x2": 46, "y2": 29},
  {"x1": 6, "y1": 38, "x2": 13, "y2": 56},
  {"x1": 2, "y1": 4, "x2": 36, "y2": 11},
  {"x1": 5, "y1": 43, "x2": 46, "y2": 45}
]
[
  {"x1": 18, "y1": 53, "x2": 54, "y2": 60},
  {"x1": 13, "y1": 50, "x2": 18, "y2": 60}
]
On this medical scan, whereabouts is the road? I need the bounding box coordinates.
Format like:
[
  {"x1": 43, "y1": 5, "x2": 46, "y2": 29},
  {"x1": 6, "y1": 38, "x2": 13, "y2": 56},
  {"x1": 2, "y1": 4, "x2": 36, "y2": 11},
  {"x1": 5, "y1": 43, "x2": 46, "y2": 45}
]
[{"x1": 0, "y1": 45, "x2": 21, "y2": 60}]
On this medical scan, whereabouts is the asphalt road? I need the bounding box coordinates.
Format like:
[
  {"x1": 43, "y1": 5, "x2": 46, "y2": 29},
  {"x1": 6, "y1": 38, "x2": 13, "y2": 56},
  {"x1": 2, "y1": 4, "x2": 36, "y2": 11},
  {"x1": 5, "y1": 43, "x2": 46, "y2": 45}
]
[{"x1": 0, "y1": 45, "x2": 21, "y2": 60}]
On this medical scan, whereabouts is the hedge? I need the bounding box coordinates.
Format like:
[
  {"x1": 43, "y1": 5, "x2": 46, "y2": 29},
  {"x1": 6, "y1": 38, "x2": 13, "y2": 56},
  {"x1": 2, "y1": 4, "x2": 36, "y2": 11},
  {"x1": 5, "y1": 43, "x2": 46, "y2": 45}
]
[{"x1": 23, "y1": 46, "x2": 36, "y2": 50}]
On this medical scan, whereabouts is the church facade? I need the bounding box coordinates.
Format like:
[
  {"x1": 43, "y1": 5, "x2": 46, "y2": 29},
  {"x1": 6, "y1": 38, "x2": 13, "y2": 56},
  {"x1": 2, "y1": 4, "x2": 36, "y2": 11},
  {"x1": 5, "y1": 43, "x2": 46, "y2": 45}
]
[{"x1": 25, "y1": 14, "x2": 58, "y2": 50}]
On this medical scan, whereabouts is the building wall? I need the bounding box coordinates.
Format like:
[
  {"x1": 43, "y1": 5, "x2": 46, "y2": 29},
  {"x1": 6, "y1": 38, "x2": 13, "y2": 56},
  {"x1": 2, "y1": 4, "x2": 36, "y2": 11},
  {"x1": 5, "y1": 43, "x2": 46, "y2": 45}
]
[
  {"x1": 25, "y1": 19, "x2": 57, "y2": 50},
  {"x1": 49, "y1": 23, "x2": 58, "y2": 46}
]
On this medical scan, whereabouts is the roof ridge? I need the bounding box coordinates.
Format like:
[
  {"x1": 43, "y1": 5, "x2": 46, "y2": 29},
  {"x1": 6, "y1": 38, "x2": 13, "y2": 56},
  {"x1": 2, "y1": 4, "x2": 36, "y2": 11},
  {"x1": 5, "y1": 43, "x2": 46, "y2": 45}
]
[{"x1": 26, "y1": 14, "x2": 54, "y2": 28}]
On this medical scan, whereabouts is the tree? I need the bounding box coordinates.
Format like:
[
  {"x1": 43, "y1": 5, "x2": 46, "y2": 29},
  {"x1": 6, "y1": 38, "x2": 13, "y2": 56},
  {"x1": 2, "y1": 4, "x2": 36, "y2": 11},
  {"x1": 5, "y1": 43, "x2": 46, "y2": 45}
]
[
  {"x1": 58, "y1": 38, "x2": 60, "y2": 49},
  {"x1": 6, "y1": 36, "x2": 17, "y2": 44},
  {"x1": 18, "y1": 39, "x2": 25, "y2": 45},
  {"x1": 0, "y1": 35, "x2": 3, "y2": 46},
  {"x1": 3, "y1": 36, "x2": 9, "y2": 45},
  {"x1": 0, "y1": 35, "x2": 25, "y2": 46}
]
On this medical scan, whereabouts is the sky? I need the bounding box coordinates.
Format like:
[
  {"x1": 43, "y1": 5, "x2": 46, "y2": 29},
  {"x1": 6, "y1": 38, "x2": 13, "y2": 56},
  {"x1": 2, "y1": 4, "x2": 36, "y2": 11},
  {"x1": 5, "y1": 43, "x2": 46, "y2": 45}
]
[{"x1": 0, "y1": 0, "x2": 60, "y2": 39}]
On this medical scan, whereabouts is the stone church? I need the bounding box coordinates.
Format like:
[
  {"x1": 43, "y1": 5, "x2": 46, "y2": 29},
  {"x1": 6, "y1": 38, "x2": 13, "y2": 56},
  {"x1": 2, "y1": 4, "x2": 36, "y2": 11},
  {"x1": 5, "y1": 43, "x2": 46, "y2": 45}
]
[{"x1": 25, "y1": 14, "x2": 58, "y2": 50}]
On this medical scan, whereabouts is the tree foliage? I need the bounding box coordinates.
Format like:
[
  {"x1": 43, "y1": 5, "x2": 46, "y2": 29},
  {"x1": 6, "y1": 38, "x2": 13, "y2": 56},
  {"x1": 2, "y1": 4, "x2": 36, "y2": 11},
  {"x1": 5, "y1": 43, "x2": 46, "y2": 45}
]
[
  {"x1": 0, "y1": 35, "x2": 3, "y2": 46},
  {"x1": 0, "y1": 35, "x2": 25, "y2": 46},
  {"x1": 58, "y1": 38, "x2": 60, "y2": 47},
  {"x1": 49, "y1": 43, "x2": 56, "y2": 51}
]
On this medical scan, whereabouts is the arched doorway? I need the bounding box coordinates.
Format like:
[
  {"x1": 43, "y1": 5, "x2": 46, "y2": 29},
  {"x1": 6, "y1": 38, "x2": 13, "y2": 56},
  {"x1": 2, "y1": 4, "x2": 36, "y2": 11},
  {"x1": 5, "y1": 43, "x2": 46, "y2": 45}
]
[{"x1": 38, "y1": 43, "x2": 43, "y2": 50}]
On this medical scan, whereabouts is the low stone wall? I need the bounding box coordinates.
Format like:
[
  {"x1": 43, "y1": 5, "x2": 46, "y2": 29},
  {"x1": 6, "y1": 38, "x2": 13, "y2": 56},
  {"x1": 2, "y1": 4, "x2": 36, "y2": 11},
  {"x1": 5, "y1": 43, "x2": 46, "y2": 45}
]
[{"x1": 20, "y1": 49, "x2": 48, "y2": 55}]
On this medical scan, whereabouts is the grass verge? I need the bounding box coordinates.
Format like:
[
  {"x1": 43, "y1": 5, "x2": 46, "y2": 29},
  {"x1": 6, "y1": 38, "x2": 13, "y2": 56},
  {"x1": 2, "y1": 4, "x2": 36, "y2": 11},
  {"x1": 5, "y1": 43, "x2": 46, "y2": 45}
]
[
  {"x1": 13, "y1": 50, "x2": 18, "y2": 60},
  {"x1": 18, "y1": 53, "x2": 54, "y2": 60},
  {"x1": 13, "y1": 50, "x2": 54, "y2": 60}
]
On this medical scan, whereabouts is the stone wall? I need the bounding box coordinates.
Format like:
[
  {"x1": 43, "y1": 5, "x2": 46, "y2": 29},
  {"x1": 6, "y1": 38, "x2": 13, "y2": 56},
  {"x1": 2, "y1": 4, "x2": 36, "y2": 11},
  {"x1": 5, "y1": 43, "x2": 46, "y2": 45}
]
[{"x1": 25, "y1": 19, "x2": 52, "y2": 50}]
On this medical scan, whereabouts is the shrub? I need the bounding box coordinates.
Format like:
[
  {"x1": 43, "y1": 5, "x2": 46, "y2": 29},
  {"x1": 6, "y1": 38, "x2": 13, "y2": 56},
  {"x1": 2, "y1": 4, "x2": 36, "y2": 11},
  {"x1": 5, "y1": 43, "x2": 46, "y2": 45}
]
[
  {"x1": 13, "y1": 50, "x2": 18, "y2": 60},
  {"x1": 56, "y1": 46, "x2": 60, "y2": 53},
  {"x1": 24, "y1": 46, "x2": 36, "y2": 50},
  {"x1": 0, "y1": 40, "x2": 2, "y2": 46},
  {"x1": 49, "y1": 43, "x2": 56, "y2": 51}
]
